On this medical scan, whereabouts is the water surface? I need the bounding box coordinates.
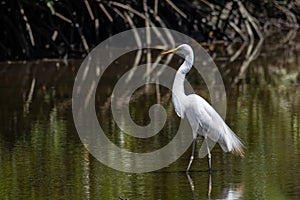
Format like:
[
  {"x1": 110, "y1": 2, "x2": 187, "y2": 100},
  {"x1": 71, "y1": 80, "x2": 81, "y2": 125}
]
[{"x1": 0, "y1": 48, "x2": 299, "y2": 199}]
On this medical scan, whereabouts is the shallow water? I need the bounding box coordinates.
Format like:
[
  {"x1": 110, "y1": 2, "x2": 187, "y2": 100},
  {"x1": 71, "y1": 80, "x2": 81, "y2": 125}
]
[{"x1": 0, "y1": 49, "x2": 299, "y2": 200}]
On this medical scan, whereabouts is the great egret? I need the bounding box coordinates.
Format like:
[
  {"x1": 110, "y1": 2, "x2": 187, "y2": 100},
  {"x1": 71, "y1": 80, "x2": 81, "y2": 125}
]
[{"x1": 162, "y1": 44, "x2": 244, "y2": 173}]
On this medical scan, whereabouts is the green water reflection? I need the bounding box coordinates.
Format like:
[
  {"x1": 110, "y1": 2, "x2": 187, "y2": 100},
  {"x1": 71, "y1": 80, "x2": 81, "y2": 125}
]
[{"x1": 0, "y1": 55, "x2": 299, "y2": 199}]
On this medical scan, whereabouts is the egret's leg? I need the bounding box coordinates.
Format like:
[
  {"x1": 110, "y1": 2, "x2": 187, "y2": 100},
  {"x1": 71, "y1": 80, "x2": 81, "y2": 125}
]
[
  {"x1": 207, "y1": 151, "x2": 211, "y2": 173},
  {"x1": 206, "y1": 140, "x2": 212, "y2": 173},
  {"x1": 186, "y1": 138, "x2": 196, "y2": 173}
]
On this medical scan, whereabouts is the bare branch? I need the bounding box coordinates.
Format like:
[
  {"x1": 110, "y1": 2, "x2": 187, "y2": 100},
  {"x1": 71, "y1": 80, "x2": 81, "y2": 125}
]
[{"x1": 165, "y1": 0, "x2": 187, "y2": 19}]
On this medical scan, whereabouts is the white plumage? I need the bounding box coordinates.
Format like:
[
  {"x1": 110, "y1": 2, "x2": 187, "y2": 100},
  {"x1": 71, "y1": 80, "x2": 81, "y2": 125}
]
[{"x1": 162, "y1": 44, "x2": 244, "y2": 172}]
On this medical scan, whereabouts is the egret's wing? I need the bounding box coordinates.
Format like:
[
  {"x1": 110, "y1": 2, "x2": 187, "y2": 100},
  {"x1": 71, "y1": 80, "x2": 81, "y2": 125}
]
[
  {"x1": 200, "y1": 98, "x2": 244, "y2": 156},
  {"x1": 191, "y1": 95, "x2": 223, "y2": 142},
  {"x1": 202, "y1": 101, "x2": 227, "y2": 141},
  {"x1": 188, "y1": 94, "x2": 243, "y2": 158},
  {"x1": 196, "y1": 100, "x2": 222, "y2": 158}
]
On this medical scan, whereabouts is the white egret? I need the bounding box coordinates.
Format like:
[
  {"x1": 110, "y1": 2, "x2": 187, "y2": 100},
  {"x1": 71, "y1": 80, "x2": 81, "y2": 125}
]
[{"x1": 162, "y1": 44, "x2": 244, "y2": 173}]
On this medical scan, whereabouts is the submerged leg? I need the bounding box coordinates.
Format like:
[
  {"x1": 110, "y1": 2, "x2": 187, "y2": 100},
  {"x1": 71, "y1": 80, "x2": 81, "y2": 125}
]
[
  {"x1": 206, "y1": 139, "x2": 212, "y2": 173},
  {"x1": 186, "y1": 138, "x2": 196, "y2": 173}
]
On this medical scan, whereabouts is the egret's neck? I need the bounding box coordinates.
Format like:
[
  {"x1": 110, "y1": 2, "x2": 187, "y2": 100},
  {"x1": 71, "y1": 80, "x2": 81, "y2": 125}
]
[
  {"x1": 179, "y1": 53, "x2": 193, "y2": 74},
  {"x1": 172, "y1": 54, "x2": 194, "y2": 96},
  {"x1": 172, "y1": 72, "x2": 185, "y2": 95},
  {"x1": 172, "y1": 53, "x2": 194, "y2": 99}
]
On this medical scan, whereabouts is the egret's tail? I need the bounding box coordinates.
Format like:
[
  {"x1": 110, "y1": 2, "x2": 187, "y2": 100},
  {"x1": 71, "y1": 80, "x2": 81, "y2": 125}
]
[{"x1": 218, "y1": 124, "x2": 244, "y2": 157}]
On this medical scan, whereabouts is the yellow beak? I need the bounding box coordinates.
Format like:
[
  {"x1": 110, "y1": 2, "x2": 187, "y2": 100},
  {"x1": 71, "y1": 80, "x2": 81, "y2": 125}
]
[{"x1": 161, "y1": 47, "x2": 178, "y2": 55}]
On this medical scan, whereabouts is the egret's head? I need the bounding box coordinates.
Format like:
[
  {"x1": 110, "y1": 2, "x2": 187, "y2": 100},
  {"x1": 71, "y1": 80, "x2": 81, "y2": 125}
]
[
  {"x1": 161, "y1": 44, "x2": 193, "y2": 57},
  {"x1": 161, "y1": 44, "x2": 194, "y2": 74}
]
